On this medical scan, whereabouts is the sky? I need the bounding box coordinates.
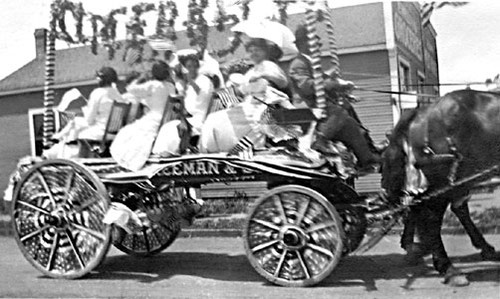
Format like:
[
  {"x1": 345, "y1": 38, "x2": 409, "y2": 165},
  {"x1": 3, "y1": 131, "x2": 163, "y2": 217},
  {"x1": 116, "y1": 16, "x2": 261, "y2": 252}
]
[{"x1": 0, "y1": 0, "x2": 498, "y2": 95}]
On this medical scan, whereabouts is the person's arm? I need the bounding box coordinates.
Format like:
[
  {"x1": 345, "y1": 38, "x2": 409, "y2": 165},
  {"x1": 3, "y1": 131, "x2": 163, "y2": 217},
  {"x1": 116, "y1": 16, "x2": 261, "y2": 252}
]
[
  {"x1": 289, "y1": 57, "x2": 316, "y2": 98},
  {"x1": 83, "y1": 89, "x2": 103, "y2": 125},
  {"x1": 186, "y1": 76, "x2": 201, "y2": 94},
  {"x1": 258, "y1": 61, "x2": 288, "y2": 89},
  {"x1": 196, "y1": 75, "x2": 214, "y2": 104}
]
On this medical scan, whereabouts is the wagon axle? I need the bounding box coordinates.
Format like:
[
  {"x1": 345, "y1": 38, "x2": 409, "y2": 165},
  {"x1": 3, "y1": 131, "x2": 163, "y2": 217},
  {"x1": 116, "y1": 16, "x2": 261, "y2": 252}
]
[{"x1": 43, "y1": 213, "x2": 65, "y2": 228}]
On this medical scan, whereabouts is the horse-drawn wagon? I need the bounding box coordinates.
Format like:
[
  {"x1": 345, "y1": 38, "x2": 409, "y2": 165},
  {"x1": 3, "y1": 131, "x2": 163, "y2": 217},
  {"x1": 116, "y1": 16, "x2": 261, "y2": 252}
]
[{"x1": 6, "y1": 0, "x2": 499, "y2": 288}]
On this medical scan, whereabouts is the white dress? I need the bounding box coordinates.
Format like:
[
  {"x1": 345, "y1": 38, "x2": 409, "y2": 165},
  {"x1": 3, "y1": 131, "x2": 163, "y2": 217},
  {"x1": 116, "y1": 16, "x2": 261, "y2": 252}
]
[
  {"x1": 110, "y1": 80, "x2": 176, "y2": 171},
  {"x1": 152, "y1": 74, "x2": 214, "y2": 156},
  {"x1": 44, "y1": 87, "x2": 125, "y2": 159},
  {"x1": 199, "y1": 60, "x2": 290, "y2": 153},
  {"x1": 53, "y1": 86, "x2": 125, "y2": 141}
]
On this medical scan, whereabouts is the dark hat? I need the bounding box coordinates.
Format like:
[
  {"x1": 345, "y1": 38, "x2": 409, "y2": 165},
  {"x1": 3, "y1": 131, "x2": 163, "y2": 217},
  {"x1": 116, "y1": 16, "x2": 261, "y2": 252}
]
[
  {"x1": 96, "y1": 67, "x2": 118, "y2": 84},
  {"x1": 294, "y1": 24, "x2": 308, "y2": 44}
]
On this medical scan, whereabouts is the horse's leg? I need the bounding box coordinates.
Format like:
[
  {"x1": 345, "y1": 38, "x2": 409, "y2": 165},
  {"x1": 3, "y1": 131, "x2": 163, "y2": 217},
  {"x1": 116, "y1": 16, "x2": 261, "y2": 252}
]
[
  {"x1": 401, "y1": 207, "x2": 428, "y2": 266},
  {"x1": 415, "y1": 197, "x2": 469, "y2": 286},
  {"x1": 450, "y1": 201, "x2": 497, "y2": 260}
]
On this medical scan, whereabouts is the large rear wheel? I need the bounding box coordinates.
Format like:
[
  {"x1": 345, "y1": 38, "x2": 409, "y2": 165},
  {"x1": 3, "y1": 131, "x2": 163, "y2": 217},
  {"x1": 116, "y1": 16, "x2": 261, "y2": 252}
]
[
  {"x1": 11, "y1": 159, "x2": 111, "y2": 279},
  {"x1": 244, "y1": 185, "x2": 344, "y2": 287}
]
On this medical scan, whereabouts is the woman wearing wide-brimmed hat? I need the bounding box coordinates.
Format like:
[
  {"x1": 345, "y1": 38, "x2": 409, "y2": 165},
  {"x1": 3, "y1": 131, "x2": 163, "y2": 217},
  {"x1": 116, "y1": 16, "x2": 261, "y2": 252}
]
[{"x1": 199, "y1": 36, "x2": 295, "y2": 154}]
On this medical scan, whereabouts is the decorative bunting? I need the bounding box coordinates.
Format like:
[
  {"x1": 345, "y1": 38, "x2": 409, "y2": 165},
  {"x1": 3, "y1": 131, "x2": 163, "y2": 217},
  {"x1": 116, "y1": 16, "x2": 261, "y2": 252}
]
[
  {"x1": 319, "y1": 0, "x2": 340, "y2": 75},
  {"x1": 305, "y1": 4, "x2": 327, "y2": 119}
]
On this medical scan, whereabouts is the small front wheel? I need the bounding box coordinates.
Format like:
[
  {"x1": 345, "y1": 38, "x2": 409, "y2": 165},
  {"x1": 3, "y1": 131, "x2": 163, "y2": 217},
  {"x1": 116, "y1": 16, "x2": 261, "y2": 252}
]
[{"x1": 244, "y1": 185, "x2": 344, "y2": 287}]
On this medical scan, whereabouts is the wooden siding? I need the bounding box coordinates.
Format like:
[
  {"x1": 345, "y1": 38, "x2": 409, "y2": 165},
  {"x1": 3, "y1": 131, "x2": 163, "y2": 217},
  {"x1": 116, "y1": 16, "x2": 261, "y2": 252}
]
[
  {"x1": 0, "y1": 114, "x2": 30, "y2": 192},
  {"x1": 351, "y1": 78, "x2": 393, "y2": 194}
]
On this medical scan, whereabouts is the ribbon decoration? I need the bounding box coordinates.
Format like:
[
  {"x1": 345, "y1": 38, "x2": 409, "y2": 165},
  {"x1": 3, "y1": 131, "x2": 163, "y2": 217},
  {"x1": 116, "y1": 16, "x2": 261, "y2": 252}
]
[
  {"x1": 304, "y1": 2, "x2": 327, "y2": 119},
  {"x1": 43, "y1": 4, "x2": 58, "y2": 150},
  {"x1": 320, "y1": 0, "x2": 340, "y2": 75}
]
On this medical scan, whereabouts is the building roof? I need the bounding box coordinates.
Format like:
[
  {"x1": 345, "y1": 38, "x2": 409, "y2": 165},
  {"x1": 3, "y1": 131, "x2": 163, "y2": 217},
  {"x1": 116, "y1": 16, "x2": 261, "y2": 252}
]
[{"x1": 0, "y1": 3, "x2": 391, "y2": 96}]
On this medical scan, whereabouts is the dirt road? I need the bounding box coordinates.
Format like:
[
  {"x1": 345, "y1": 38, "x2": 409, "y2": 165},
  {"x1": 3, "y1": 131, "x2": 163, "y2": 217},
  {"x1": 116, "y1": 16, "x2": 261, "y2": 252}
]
[{"x1": 0, "y1": 235, "x2": 499, "y2": 298}]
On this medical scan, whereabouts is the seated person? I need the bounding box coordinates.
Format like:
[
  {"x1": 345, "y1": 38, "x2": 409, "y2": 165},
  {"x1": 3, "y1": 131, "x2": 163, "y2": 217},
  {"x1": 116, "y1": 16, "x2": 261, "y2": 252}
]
[
  {"x1": 121, "y1": 71, "x2": 144, "y2": 124},
  {"x1": 199, "y1": 38, "x2": 295, "y2": 154},
  {"x1": 289, "y1": 24, "x2": 380, "y2": 170},
  {"x1": 152, "y1": 52, "x2": 215, "y2": 157},
  {"x1": 110, "y1": 61, "x2": 176, "y2": 171},
  {"x1": 44, "y1": 67, "x2": 125, "y2": 158}
]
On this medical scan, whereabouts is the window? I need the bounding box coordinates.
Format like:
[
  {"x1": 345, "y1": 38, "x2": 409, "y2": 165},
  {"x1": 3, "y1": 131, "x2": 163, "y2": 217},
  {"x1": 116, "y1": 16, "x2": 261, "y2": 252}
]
[{"x1": 398, "y1": 58, "x2": 411, "y2": 92}]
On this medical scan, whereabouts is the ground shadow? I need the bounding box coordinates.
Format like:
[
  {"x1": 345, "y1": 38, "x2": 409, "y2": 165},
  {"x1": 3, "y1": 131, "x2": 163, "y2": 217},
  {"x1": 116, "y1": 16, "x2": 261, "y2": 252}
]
[{"x1": 89, "y1": 250, "x2": 500, "y2": 291}]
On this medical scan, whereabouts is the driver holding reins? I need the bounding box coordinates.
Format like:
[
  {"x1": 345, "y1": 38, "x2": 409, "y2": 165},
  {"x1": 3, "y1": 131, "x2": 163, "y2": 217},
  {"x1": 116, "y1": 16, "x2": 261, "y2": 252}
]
[{"x1": 289, "y1": 24, "x2": 381, "y2": 171}]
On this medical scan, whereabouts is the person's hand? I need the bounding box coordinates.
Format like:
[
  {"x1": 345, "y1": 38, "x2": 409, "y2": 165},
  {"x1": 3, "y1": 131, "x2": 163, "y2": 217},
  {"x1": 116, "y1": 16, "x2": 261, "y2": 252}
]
[{"x1": 181, "y1": 66, "x2": 190, "y2": 79}]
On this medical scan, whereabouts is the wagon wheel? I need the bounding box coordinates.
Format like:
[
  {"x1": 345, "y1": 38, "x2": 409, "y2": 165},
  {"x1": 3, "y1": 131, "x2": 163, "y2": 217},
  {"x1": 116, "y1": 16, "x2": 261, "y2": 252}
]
[
  {"x1": 112, "y1": 219, "x2": 180, "y2": 256},
  {"x1": 11, "y1": 159, "x2": 111, "y2": 279},
  {"x1": 112, "y1": 187, "x2": 183, "y2": 256},
  {"x1": 244, "y1": 185, "x2": 344, "y2": 287},
  {"x1": 335, "y1": 204, "x2": 367, "y2": 255}
]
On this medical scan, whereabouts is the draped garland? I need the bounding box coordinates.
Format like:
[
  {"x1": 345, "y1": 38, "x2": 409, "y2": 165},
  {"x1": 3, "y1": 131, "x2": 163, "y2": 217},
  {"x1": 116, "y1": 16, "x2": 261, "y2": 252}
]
[
  {"x1": 46, "y1": 0, "x2": 330, "y2": 61},
  {"x1": 273, "y1": 0, "x2": 297, "y2": 25},
  {"x1": 184, "y1": 0, "x2": 209, "y2": 51}
]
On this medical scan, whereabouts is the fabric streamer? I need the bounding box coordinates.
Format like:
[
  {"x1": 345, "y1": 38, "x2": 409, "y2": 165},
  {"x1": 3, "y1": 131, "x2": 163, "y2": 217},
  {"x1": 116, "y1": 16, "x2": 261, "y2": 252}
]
[
  {"x1": 43, "y1": 29, "x2": 56, "y2": 149},
  {"x1": 304, "y1": 3, "x2": 327, "y2": 119}
]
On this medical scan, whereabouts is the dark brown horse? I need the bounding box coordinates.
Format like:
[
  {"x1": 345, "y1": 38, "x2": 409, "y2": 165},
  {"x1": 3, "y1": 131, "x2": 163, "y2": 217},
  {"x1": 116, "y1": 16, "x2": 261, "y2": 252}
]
[{"x1": 382, "y1": 89, "x2": 500, "y2": 286}]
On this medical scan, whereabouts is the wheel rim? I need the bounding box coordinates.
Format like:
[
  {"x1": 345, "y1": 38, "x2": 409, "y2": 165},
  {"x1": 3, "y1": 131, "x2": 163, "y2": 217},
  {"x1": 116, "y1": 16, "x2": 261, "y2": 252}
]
[
  {"x1": 113, "y1": 221, "x2": 180, "y2": 256},
  {"x1": 244, "y1": 185, "x2": 344, "y2": 287},
  {"x1": 12, "y1": 159, "x2": 111, "y2": 279}
]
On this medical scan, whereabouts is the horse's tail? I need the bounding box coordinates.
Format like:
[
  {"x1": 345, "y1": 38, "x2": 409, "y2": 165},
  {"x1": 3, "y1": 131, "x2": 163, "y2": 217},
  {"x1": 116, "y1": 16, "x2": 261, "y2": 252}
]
[{"x1": 381, "y1": 109, "x2": 420, "y2": 200}]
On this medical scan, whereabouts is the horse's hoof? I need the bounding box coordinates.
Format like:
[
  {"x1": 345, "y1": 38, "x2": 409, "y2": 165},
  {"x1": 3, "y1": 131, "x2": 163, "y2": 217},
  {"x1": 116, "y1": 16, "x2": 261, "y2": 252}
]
[
  {"x1": 444, "y1": 274, "x2": 470, "y2": 287},
  {"x1": 480, "y1": 246, "x2": 498, "y2": 261},
  {"x1": 404, "y1": 244, "x2": 427, "y2": 266},
  {"x1": 404, "y1": 254, "x2": 425, "y2": 266},
  {"x1": 444, "y1": 267, "x2": 469, "y2": 287}
]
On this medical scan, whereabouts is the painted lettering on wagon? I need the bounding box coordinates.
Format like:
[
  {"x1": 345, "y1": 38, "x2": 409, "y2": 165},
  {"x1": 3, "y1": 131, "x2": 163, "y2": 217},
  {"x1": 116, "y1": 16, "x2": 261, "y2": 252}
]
[{"x1": 159, "y1": 161, "x2": 254, "y2": 177}]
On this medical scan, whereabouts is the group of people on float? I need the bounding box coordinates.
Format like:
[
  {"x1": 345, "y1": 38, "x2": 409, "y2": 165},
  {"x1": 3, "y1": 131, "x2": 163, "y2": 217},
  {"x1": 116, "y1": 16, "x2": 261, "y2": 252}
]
[{"x1": 47, "y1": 23, "x2": 380, "y2": 173}]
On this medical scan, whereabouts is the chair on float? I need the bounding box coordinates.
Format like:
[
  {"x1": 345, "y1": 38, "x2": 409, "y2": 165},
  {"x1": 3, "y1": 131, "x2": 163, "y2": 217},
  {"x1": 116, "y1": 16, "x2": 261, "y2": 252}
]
[{"x1": 79, "y1": 100, "x2": 131, "y2": 157}]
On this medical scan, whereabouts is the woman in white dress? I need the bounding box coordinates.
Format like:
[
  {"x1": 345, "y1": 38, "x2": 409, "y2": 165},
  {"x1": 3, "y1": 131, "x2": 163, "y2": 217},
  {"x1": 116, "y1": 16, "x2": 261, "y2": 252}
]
[
  {"x1": 44, "y1": 67, "x2": 125, "y2": 158},
  {"x1": 152, "y1": 53, "x2": 214, "y2": 156},
  {"x1": 110, "y1": 61, "x2": 176, "y2": 171},
  {"x1": 199, "y1": 38, "x2": 293, "y2": 153}
]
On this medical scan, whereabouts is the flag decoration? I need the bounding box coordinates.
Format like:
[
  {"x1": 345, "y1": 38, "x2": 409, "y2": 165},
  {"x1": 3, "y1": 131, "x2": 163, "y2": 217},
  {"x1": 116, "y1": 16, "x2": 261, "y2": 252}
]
[
  {"x1": 124, "y1": 47, "x2": 142, "y2": 66},
  {"x1": 209, "y1": 87, "x2": 242, "y2": 114},
  {"x1": 228, "y1": 136, "x2": 254, "y2": 159},
  {"x1": 421, "y1": 2, "x2": 468, "y2": 27}
]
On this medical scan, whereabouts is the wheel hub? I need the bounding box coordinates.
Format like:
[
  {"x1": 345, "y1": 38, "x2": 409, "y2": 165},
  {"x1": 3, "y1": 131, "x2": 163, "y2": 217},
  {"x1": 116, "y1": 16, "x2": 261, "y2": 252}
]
[
  {"x1": 279, "y1": 225, "x2": 308, "y2": 250},
  {"x1": 45, "y1": 210, "x2": 68, "y2": 229}
]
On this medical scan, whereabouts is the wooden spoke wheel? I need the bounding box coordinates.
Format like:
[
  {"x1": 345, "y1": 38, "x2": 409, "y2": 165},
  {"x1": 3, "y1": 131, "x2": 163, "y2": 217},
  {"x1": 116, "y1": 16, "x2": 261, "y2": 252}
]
[
  {"x1": 11, "y1": 159, "x2": 111, "y2": 279},
  {"x1": 112, "y1": 187, "x2": 183, "y2": 256},
  {"x1": 112, "y1": 220, "x2": 180, "y2": 257},
  {"x1": 335, "y1": 204, "x2": 367, "y2": 255},
  {"x1": 244, "y1": 185, "x2": 344, "y2": 287}
]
